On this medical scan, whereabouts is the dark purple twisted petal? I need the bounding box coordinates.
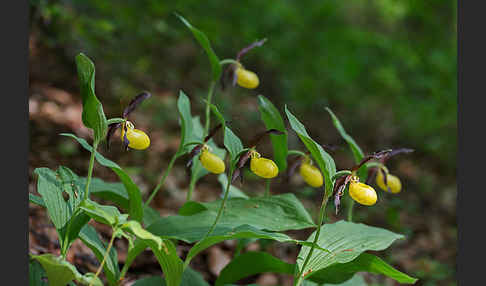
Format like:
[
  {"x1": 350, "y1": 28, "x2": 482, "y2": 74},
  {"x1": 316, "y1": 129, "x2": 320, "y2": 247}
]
[
  {"x1": 106, "y1": 122, "x2": 121, "y2": 150},
  {"x1": 122, "y1": 91, "x2": 151, "y2": 118},
  {"x1": 122, "y1": 124, "x2": 130, "y2": 151},
  {"x1": 186, "y1": 145, "x2": 203, "y2": 168},
  {"x1": 286, "y1": 156, "x2": 303, "y2": 182},
  {"x1": 204, "y1": 123, "x2": 223, "y2": 143},
  {"x1": 236, "y1": 38, "x2": 268, "y2": 61},
  {"x1": 249, "y1": 129, "x2": 285, "y2": 148},
  {"x1": 382, "y1": 148, "x2": 415, "y2": 163},
  {"x1": 231, "y1": 150, "x2": 252, "y2": 183}
]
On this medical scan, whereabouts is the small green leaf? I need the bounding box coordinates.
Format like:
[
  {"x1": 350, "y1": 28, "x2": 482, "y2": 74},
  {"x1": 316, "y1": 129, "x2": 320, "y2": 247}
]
[
  {"x1": 209, "y1": 103, "x2": 243, "y2": 166},
  {"x1": 175, "y1": 14, "x2": 222, "y2": 81},
  {"x1": 61, "y1": 133, "x2": 143, "y2": 222},
  {"x1": 132, "y1": 267, "x2": 209, "y2": 286},
  {"x1": 285, "y1": 106, "x2": 336, "y2": 196},
  {"x1": 79, "y1": 225, "x2": 120, "y2": 286},
  {"x1": 75, "y1": 53, "x2": 107, "y2": 142},
  {"x1": 303, "y1": 274, "x2": 367, "y2": 286},
  {"x1": 308, "y1": 253, "x2": 417, "y2": 284},
  {"x1": 29, "y1": 259, "x2": 48, "y2": 286},
  {"x1": 257, "y1": 95, "x2": 288, "y2": 171},
  {"x1": 297, "y1": 221, "x2": 404, "y2": 281},
  {"x1": 215, "y1": 251, "x2": 294, "y2": 286},
  {"x1": 177, "y1": 91, "x2": 195, "y2": 155},
  {"x1": 83, "y1": 177, "x2": 129, "y2": 210},
  {"x1": 29, "y1": 193, "x2": 45, "y2": 207},
  {"x1": 80, "y1": 199, "x2": 128, "y2": 226},
  {"x1": 31, "y1": 254, "x2": 102, "y2": 286},
  {"x1": 325, "y1": 108, "x2": 364, "y2": 163},
  {"x1": 122, "y1": 220, "x2": 163, "y2": 250}
]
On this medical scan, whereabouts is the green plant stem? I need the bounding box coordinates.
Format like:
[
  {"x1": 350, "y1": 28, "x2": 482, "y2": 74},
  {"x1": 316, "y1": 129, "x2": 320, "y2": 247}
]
[
  {"x1": 61, "y1": 140, "x2": 98, "y2": 257},
  {"x1": 204, "y1": 81, "x2": 216, "y2": 136},
  {"x1": 219, "y1": 58, "x2": 240, "y2": 66},
  {"x1": 294, "y1": 194, "x2": 330, "y2": 286},
  {"x1": 83, "y1": 141, "x2": 98, "y2": 202},
  {"x1": 264, "y1": 179, "x2": 271, "y2": 197},
  {"x1": 347, "y1": 196, "x2": 354, "y2": 222},
  {"x1": 89, "y1": 229, "x2": 117, "y2": 286},
  {"x1": 187, "y1": 172, "x2": 198, "y2": 202},
  {"x1": 144, "y1": 153, "x2": 179, "y2": 208},
  {"x1": 204, "y1": 170, "x2": 233, "y2": 238}
]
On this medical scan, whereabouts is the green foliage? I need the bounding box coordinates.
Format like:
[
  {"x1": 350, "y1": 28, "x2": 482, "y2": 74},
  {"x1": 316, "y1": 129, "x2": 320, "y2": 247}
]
[
  {"x1": 297, "y1": 221, "x2": 407, "y2": 281},
  {"x1": 62, "y1": 133, "x2": 144, "y2": 222},
  {"x1": 29, "y1": 14, "x2": 424, "y2": 286},
  {"x1": 175, "y1": 13, "x2": 222, "y2": 81},
  {"x1": 257, "y1": 95, "x2": 288, "y2": 171},
  {"x1": 75, "y1": 53, "x2": 107, "y2": 143},
  {"x1": 285, "y1": 106, "x2": 336, "y2": 196}
]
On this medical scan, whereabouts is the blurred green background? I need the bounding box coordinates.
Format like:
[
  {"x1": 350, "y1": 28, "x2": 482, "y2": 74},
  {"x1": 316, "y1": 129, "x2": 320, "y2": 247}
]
[{"x1": 29, "y1": 1, "x2": 457, "y2": 285}]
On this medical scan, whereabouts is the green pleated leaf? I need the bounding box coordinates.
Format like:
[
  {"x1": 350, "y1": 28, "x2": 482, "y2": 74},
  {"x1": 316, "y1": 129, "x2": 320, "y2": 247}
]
[
  {"x1": 257, "y1": 95, "x2": 288, "y2": 171},
  {"x1": 79, "y1": 225, "x2": 120, "y2": 286},
  {"x1": 132, "y1": 267, "x2": 209, "y2": 286},
  {"x1": 29, "y1": 259, "x2": 48, "y2": 286},
  {"x1": 29, "y1": 193, "x2": 45, "y2": 207},
  {"x1": 147, "y1": 194, "x2": 315, "y2": 243},
  {"x1": 80, "y1": 199, "x2": 128, "y2": 227},
  {"x1": 61, "y1": 212, "x2": 91, "y2": 250},
  {"x1": 143, "y1": 205, "x2": 161, "y2": 226},
  {"x1": 34, "y1": 167, "x2": 84, "y2": 230},
  {"x1": 175, "y1": 14, "x2": 222, "y2": 81},
  {"x1": 82, "y1": 177, "x2": 129, "y2": 210},
  {"x1": 184, "y1": 225, "x2": 328, "y2": 267},
  {"x1": 75, "y1": 53, "x2": 107, "y2": 143},
  {"x1": 61, "y1": 133, "x2": 143, "y2": 222},
  {"x1": 285, "y1": 107, "x2": 336, "y2": 196},
  {"x1": 215, "y1": 251, "x2": 294, "y2": 286},
  {"x1": 31, "y1": 254, "x2": 102, "y2": 286},
  {"x1": 308, "y1": 253, "x2": 417, "y2": 284},
  {"x1": 303, "y1": 274, "x2": 367, "y2": 286},
  {"x1": 297, "y1": 221, "x2": 404, "y2": 281}
]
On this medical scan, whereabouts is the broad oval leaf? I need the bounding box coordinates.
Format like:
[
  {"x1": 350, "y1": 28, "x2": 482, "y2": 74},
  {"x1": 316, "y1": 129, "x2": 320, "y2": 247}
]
[
  {"x1": 257, "y1": 95, "x2": 288, "y2": 171},
  {"x1": 215, "y1": 251, "x2": 294, "y2": 286},
  {"x1": 285, "y1": 106, "x2": 336, "y2": 196},
  {"x1": 147, "y1": 194, "x2": 315, "y2": 243},
  {"x1": 297, "y1": 220, "x2": 404, "y2": 281},
  {"x1": 29, "y1": 259, "x2": 48, "y2": 286},
  {"x1": 175, "y1": 14, "x2": 222, "y2": 81},
  {"x1": 34, "y1": 167, "x2": 84, "y2": 230},
  {"x1": 75, "y1": 53, "x2": 107, "y2": 142},
  {"x1": 132, "y1": 267, "x2": 209, "y2": 286},
  {"x1": 61, "y1": 133, "x2": 143, "y2": 222},
  {"x1": 184, "y1": 225, "x2": 326, "y2": 267},
  {"x1": 308, "y1": 253, "x2": 417, "y2": 285}
]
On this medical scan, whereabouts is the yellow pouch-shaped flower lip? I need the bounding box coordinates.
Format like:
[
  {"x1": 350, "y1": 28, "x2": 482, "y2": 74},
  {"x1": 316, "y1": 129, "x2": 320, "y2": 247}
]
[
  {"x1": 349, "y1": 181, "x2": 377, "y2": 206},
  {"x1": 299, "y1": 162, "x2": 323, "y2": 188},
  {"x1": 235, "y1": 67, "x2": 259, "y2": 89},
  {"x1": 199, "y1": 149, "x2": 226, "y2": 174},
  {"x1": 121, "y1": 126, "x2": 150, "y2": 150},
  {"x1": 250, "y1": 156, "x2": 279, "y2": 179},
  {"x1": 376, "y1": 169, "x2": 402, "y2": 194}
]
